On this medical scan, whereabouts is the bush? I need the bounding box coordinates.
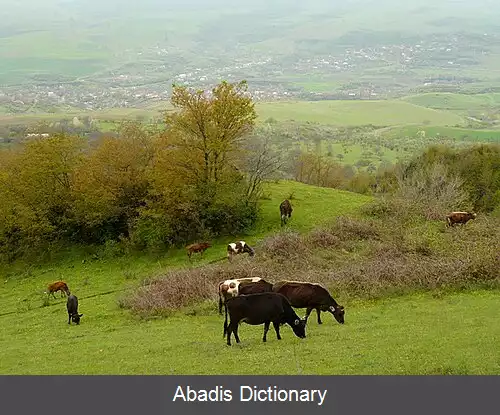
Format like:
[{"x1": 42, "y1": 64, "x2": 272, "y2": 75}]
[
  {"x1": 121, "y1": 211, "x2": 500, "y2": 317},
  {"x1": 121, "y1": 261, "x2": 280, "y2": 316},
  {"x1": 258, "y1": 228, "x2": 310, "y2": 260}
]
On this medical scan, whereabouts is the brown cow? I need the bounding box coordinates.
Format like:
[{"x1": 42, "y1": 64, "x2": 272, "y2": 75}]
[
  {"x1": 446, "y1": 211, "x2": 477, "y2": 227},
  {"x1": 217, "y1": 277, "x2": 273, "y2": 314},
  {"x1": 227, "y1": 241, "x2": 255, "y2": 263},
  {"x1": 45, "y1": 281, "x2": 70, "y2": 299},
  {"x1": 273, "y1": 281, "x2": 345, "y2": 325},
  {"x1": 186, "y1": 242, "x2": 211, "y2": 260},
  {"x1": 280, "y1": 199, "x2": 293, "y2": 226}
]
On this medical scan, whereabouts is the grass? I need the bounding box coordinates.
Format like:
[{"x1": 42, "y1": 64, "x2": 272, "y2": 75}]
[
  {"x1": 382, "y1": 125, "x2": 500, "y2": 142},
  {"x1": 1, "y1": 289, "x2": 498, "y2": 374},
  {"x1": 256, "y1": 100, "x2": 465, "y2": 126},
  {"x1": 0, "y1": 180, "x2": 370, "y2": 314},
  {"x1": 401, "y1": 92, "x2": 500, "y2": 113},
  {"x1": 0, "y1": 179, "x2": 499, "y2": 374}
]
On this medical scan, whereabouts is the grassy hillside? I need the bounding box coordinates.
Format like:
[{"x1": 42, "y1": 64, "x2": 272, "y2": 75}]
[
  {"x1": 381, "y1": 125, "x2": 500, "y2": 142},
  {"x1": 0, "y1": 98, "x2": 466, "y2": 127},
  {"x1": 0, "y1": 181, "x2": 370, "y2": 316},
  {"x1": 257, "y1": 100, "x2": 465, "y2": 126},
  {"x1": 1, "y1": 180, "x2": 499, "y2": 375},
  {"x1": 1, "y1": 289, "x2": 498, "y2": 375},
  {"x1": 401, "y1": 92, "x2": 500, "y2": 113}
]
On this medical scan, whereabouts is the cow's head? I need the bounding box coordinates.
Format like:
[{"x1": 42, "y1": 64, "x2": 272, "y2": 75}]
[
  {"x1": 244, "y1": 245, "x2": 255, "y2": 257},
  {"x1": 329, "y1": 305, "x2": 345, "y2": 324},
  {"x1": 220, "y1": 281, "x2": 239, "y2": 298},
  {"x1": 71, "y1": 313, "x2": 83, "y2": 325},
  {"x1": 471, "y1": 212, "x2": 477, "y2": 219},
  {"x1": 291, "y1": 318, "x2": 307, "y2": 339}
]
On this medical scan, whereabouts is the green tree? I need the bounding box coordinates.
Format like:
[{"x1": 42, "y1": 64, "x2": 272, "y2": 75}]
[{"x1": 163, "y1": 80, "x2": 257, "y2": 187}]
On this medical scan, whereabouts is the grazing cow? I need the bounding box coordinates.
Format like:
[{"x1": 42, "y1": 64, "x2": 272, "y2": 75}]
[
  {"x1": 218, "y1": 277, "x2": 273, "y2": 314},
  {"x1": 223, "y1": 292, "x2": 307, "y2": 346},
  {"x1": 186, "y1": 242, "x2": 211, "y2": 260},
  {"x1": 279, "y1": 199, "x2": 293, "y2": 226},
  {"x1": 446, "y1": 211, "x2": 477, "y2": 227},
  {"x1": 273, "y1": 281, "x2": 345, "y2": 325},
  {"x1": 227, "y1": 241, "x2": 255, "y2": 263},
  {"x1": 45, "y1": 281, "x2": 70, "y2": 299},
  {"x1": 66, "y1": 294, "x2": 83, "y2": 325}
]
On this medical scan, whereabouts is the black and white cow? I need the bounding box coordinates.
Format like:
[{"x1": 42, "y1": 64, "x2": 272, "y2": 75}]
[
  {"x1": 227, "y1": 241, "x2": 255, "y2": 262},
  {"x1": 217, "y1": 277, "x2": 273, "y2": 314}
]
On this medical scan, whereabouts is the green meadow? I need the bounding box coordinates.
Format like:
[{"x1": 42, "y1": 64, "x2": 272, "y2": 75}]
[
  {"x1": 256, "y1": 100, "x2": 465, "y2": 127},
  {"x1": 1, "y1": 180, "x2": 498, "y2": 375}
]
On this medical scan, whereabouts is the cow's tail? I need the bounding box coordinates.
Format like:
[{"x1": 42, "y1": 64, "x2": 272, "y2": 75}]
[
  {"x1": 218, "y1": 293, "x2": 223, "y2": 315},
  {"x1": 223, "y1": 303, "x2": 229, "y2": 338}
]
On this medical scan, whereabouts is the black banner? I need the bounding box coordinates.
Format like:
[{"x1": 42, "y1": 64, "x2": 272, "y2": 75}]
[{"x1": 0, "y1": 376, "x2": 498, "y2": 415}]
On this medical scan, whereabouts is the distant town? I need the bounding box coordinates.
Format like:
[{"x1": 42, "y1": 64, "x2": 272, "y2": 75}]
[{"x1": 1, "y1": 32, "x2": 498, "y2": 113}]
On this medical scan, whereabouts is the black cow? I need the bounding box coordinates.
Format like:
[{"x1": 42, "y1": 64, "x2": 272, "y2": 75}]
[
  {"x1": 223, "y1": 292, "x2": 306, "y2": 346},
  {"x1": 66, "y1": 294, "x2": 83, "y2": 325},
  {"x1": 280, "y1": 199, "x2": 293, "y2": 226},
  {"x1": 218, "y1": 277, "x2": 274, "y2": 314},
  {"x1": 273, "y1": 281, "x2": 345, "y2": 325}
]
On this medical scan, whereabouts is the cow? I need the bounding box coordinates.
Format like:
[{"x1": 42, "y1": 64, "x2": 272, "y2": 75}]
[
  {"x1": 66, "y1": 294, "x2": 83, "y2": 325},
  {"x1": 186, "y1": 242, "x2": 211, "y2": 260},
  {"x1": 446, "y1": 211, "x2": 477, "y2": 227},
  {"x1": 280, "y1": 199, "x2": 293, "y2": 226},
  {"x1": 227, "y1": 241, "x2": 255, "y2": 263},
  {"x1": 272, "y1": 281, "x2": 345, "y2": 325},
  {"x1": 218, "y1": 277, "x2": 273, "y2": 314},
  {"x1": 223, "y1": 292, "x2": 307, "y2": 346},
  {"x1": 45, "y1": 281, "x2": 70, "y2": 299}
]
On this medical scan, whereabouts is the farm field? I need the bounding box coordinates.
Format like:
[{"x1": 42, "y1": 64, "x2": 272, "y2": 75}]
[
  {"x1": 0, "y1": 99, "x2": 464, "y2": 127},
  {"x1": 1, "y1": 180, "x2": 499, "y2": 375},
  {"x1": 401, "y1": 92, "x2": 500, "y2": 113},
  {"x1": 381, "y1": 125, "x2": 500, "y2": 142},
  {"x1": 256, "y1": 100, "x2": 465, "y2": 127}
]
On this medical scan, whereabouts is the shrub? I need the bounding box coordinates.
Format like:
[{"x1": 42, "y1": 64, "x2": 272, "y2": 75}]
[
  {"x1": 258, "y1": 228, "x2": 310, "y2": 260},
  {"x1": 121, "y1": 211, "x2": 500, "y2": 317}
]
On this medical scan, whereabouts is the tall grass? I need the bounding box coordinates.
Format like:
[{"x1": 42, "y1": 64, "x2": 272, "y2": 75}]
[{"x1": 122, "y1": 209, "x2": 500, "y2": 317}]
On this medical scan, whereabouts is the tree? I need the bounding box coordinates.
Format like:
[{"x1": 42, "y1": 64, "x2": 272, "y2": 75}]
[
  {"x1": 0, "y1": 133, "x2": 85, "y2": 252},
  {"x1": 163, "y1": 80, "x2": 257, "y2": 189},
  {"x1": 72, "y1": 122, "x2": 154, "y2": 241},
  {"x1": 242, "y1": 125, "x2": 284, "y2": 201}
]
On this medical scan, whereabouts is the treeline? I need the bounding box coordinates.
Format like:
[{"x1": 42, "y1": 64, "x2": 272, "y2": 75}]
[
  {"x1": 293, "y1": 143, "x2": 500, "y2": 218},
  {"x1": 0, "y1": 81, "x2": 274, "y2": 262},
  {"x1": 1, "y1": 80, "x2": 499, "y2": 263}
]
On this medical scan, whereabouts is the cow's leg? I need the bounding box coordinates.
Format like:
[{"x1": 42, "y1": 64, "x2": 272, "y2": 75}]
[
  {"x1": 272, "y1": 320, "x2": 282, "y2": 340},
  {"x1": 60, "y1": 291, "x2": 65, "y2": 298},
  {"x1": 68, "y1": 313, "x2": 71, "y2": 325},
  {"x1": 233, "y1": 323, "x2": 240, "y2": 344},
  {"x1": 263, "y1": 321, "x2": 270, "y2": 342},
  {"x1": 304, "y1": 307, "x2": 313, "y2": 322},
  {"x1": 51, "y1": 292, "x2": 56, "y2": 299},
  {"x1": 316, "y1": 308, "x2": 323, "y2": 324},
  {"x1": 226, "y1": 322, "x2": 232, "y2": 346}
]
